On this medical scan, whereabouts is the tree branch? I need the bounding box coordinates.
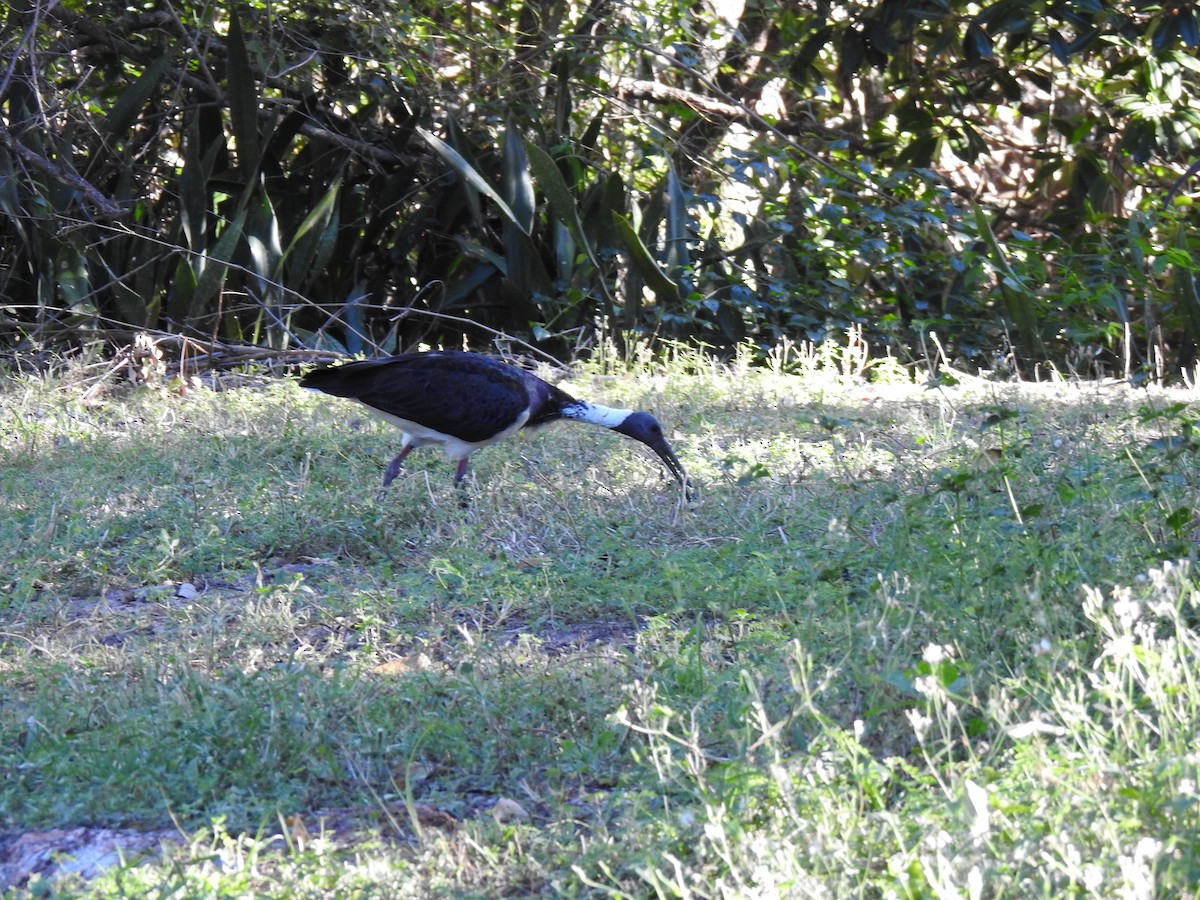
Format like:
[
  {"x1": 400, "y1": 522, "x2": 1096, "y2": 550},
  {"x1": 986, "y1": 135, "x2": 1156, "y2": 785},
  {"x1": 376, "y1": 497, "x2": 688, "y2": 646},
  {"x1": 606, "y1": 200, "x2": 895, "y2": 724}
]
[
  {"x1": 610, "y1": 75, "x2": 861, "y2": 147},
  {"x1": 0, "y1": 123, "x2": 124, "y2": 220}
]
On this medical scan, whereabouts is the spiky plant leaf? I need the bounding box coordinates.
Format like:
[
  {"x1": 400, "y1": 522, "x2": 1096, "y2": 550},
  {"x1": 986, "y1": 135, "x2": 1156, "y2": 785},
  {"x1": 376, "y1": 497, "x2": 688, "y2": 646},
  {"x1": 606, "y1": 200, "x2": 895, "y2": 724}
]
[
  {"x1": 225, "y1": 8, "x2": 261, "y2": 175},
  {"x1": 416, "y1": 125, "x2": 520, "y2": 228},
  {"x1": 0, "y1": 148, "x2": 30, "y2": 245},
  {"x1": 179, "y1": 118, "x2": 224, "y2": 252},
  {"x1": 525, "y1": 143, "x2": 585, "y2": 247},
  {"x1": 166, "y1": 256, "x2": 198, "y2": 326},
  {"x1": 972, "y1": 203, "x2": 1043, "y2": 363},
  {"x1": 193, "y1": 208, "x2": 248, "y2": 317},
  {"x1": 285, "y1": 177, "x2": 341, "y2": 261},
  {"x1": 103, "y1": 52, "x2": 173, "y2": 138},
  {"x1": 611, "y1": 212, "x2": 682, "y2": 304},
  {"x1": 501, "y1": 123, "x2": 537, "y2": 300},
  {"x1": 502, "y1": 123, "x2": 535, "y2": 233},
  {"x1": 553, "y1": 55, "x2": 572, "y2": 135},
  {"x1": 285, "y1": 178, "x2": 342, "y2": 290},
  {"x1": 665, "y1": 162, "x2": 692, "y2": 295}
]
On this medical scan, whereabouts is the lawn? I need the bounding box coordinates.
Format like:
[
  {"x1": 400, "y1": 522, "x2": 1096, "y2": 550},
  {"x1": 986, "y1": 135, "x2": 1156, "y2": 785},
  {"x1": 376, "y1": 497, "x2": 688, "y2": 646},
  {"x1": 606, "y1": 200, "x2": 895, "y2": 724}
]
[{"x1": 2, "y1": 343, "x2": 1199, "y2": 896}]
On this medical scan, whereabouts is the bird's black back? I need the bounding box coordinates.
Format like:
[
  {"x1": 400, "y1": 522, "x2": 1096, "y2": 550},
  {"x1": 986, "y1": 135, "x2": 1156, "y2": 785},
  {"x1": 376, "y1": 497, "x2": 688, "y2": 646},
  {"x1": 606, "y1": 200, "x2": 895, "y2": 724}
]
[{"x1": 300, "y1": 351, "x2": 575, "y2": 443}]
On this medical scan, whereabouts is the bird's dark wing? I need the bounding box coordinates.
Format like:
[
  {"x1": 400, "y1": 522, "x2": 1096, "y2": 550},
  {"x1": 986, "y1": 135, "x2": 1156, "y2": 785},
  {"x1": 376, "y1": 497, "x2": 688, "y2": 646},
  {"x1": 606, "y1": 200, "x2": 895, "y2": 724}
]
[{"x1": 301, "y1": 352, "x2": 540, "y2": 444}]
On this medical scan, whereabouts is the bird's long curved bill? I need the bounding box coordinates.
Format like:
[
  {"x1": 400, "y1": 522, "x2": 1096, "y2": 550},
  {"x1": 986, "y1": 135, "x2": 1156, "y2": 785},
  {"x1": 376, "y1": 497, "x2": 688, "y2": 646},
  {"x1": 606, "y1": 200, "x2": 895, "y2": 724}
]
[{"x1": 649, "y1": 437, "x2": 688, "y2": 487}]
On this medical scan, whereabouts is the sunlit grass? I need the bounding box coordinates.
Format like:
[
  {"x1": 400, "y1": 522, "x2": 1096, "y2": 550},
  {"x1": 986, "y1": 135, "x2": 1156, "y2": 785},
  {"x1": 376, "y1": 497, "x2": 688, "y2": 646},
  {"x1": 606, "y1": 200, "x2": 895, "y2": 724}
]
[{"x1": 2, "y1": 343, "x2": 1200, "y2": 895}]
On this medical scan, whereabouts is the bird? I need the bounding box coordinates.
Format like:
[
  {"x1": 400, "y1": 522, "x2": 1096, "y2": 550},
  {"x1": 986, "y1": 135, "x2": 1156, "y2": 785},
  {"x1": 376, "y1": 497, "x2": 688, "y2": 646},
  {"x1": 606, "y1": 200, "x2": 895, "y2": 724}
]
[{"x1": 300, "y1": 350, "x2": 688, "y2": 490}]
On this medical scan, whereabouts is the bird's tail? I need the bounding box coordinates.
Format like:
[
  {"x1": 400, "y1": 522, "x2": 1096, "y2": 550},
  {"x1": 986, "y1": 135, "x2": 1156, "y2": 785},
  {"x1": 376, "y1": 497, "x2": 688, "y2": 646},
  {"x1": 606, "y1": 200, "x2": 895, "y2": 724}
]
[{"x1": 299, "y1": 364, "x2": 376, "y2": 398}]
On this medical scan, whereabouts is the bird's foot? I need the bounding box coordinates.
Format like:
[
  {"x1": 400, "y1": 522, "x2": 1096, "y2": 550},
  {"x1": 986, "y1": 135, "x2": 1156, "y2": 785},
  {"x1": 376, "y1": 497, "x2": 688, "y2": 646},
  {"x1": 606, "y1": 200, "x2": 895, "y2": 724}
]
[
  {"x1": 382, "y1": 451, "x2": 411, "y2": 488},
  {"x1": 376, "y1": 459, "x2": 407, "y2": 503}
]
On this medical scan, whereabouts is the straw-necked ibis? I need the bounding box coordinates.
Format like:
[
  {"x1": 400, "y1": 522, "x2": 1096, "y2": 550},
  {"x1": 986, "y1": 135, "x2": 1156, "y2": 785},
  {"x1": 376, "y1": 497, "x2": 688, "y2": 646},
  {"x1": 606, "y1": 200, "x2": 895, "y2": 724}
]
[{"x1": 300, "y1": 351, "x2": 688, "y2": 489}]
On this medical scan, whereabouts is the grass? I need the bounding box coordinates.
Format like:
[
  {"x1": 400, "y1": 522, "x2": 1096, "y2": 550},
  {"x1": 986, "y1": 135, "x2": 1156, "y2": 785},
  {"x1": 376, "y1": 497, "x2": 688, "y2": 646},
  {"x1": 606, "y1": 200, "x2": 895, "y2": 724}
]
[{"x1": 2, "y1": 342, "x2": 1200, "y2": 896}]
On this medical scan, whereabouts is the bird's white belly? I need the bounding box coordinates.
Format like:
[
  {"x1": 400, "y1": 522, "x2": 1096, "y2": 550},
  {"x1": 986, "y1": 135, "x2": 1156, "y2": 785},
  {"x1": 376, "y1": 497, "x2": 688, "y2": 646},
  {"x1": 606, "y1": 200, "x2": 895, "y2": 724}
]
[{"x1": 364, "y1": 406, "x2": 531, "y2": 460}]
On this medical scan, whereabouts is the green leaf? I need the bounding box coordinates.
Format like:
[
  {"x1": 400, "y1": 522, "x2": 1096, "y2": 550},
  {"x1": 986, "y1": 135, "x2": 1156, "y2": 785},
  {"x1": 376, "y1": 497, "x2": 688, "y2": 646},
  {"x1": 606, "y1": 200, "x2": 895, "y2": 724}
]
[
  {"x1": 104, "y1": 52, "x2": 173, "y2": 138},
  {"x1": 95, "y1": 250, "x2": 150, "y2": 327},
  {"x1": 245, "y1": 191, "x2": 282, "y2": 289},
  {"x1": 286, "y1": 180, "x2": 342, "y2": 289},
  {"x1": 553, "y1": 218, "x2": 574, "y2": 278},
  {"x1": 283, "y1": 176, "x2": 341, "y2": 265},
  {"x1": 526, "y1": 143, "x2": 607, "y2": 286},
  {"x1": 580, "y1": 171, "x2": 625, "y2": 252},
  {"x1": 1048, "y1": 30, "x2": 1069, "y2": 64},
  {"x1": 0, "y1": 148, "x2": 30, "y2": 245},
  {"x1": 225, "y1": 8, "x2": 261, "y2": 174},
  {"x1": 972, "y1": 203, "x2": 1043, "y2": 363},
  {"x1": 178, "y1": 117, "x2": 225, "y2": 252},
  {"x1": 964, "y1": 22, "x2": 993, "y2": 61},
  {"x1": 1166, "y1": 507, "x2": 1193, "y2": 532},
  {"x1": 665, "y1": 162, "x2": 691, "y2": 292},
  {"x1": 166, "y1": 256, "x2": 199, "y2": 326},
  {"x1": 1154, "y1": 15, "x2": 1179, "y2": 53},
  {"x1": 736, "y1": 462, "x2": 772, "y2": 485},
  {"x1": 525, "y1": 144, "x2": 584, "y2": 243},
  {"x1": 553, "y1": 54, "x2": 572, "y2": 136},
  {"x1": 580, "y1": 108, "x2": 605, "y2": 151},
  {"x1": 453, "y1": 235, "x2": 509, "y2": 273},
  {"x1": 415, "y1": 125, "x2": 520, "y2": 227},
  {"x1": 194, "y1": 208, "x2": 248, "y2": 313},
  {"x1": 442, "y1": 262, "x2": 500, "y2": 307},
  {"x1": 611, "y1": 212, "x2": 681, "y2": 303},
  {"x1": 501, "y1": 123, "x2": 534, "y2": 234},
  {"x1": 56, "y1": 240, "x2": 90, "y2": 309}
]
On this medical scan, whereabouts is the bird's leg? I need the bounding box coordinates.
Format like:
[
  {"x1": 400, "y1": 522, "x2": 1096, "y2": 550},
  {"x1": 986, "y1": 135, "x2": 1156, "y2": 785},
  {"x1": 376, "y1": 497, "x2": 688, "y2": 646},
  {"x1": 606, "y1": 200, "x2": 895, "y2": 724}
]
[
  {"x1": 452, "y1": 457, "x2": 470, "y2": 485},
  {"x1": 382, "y1": 443, "x2": 415, "y2": 487},
  {"x1": 452, "y1": 458, "x2": 473, "y2": 509}
]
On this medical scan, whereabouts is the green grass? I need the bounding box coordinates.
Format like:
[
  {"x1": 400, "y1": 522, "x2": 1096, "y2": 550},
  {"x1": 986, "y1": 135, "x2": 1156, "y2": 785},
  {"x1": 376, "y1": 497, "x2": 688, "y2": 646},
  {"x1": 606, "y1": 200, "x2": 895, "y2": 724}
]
[{"x1": 3, "y1": 346, "x2": 1200, "y2": 896}]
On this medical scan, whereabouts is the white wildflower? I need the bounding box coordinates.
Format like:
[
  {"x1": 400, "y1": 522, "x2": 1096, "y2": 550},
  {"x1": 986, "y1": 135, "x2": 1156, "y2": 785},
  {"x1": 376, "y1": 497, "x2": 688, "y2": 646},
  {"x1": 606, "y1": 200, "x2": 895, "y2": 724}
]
[
  {"x1": 922, "y1": 642, "x2": 954, "y2": 665},
  {"x1": 906, "y1": 708, "x2": 932, "y2": 738}
]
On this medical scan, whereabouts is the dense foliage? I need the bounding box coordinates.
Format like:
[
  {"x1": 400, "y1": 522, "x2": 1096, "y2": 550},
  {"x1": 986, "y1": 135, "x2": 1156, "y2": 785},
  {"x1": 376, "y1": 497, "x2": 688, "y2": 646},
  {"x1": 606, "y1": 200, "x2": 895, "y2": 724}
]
[{"x1": 4, "y1": 0, "x2": 1200, "y2": 375}]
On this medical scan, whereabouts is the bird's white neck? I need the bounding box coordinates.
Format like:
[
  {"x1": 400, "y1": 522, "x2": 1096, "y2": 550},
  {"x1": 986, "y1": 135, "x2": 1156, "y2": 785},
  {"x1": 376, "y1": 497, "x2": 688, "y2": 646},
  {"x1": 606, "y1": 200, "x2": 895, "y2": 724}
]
[{"x1": 561, "y1": 401, "x2": 632, "y2": 429}]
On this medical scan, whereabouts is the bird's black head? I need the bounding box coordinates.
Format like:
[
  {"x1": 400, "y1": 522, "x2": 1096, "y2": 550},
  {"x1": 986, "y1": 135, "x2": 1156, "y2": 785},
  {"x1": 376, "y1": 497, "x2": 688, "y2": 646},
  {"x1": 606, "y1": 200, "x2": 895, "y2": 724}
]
[{"x1": 613, "y1": 411, "x2": 688, "y2": 487}]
